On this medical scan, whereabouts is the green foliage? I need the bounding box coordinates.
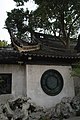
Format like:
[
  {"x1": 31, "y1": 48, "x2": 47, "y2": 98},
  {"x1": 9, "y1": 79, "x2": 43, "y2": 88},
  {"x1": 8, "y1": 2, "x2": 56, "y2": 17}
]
[
  {"x1": 13, "y1": 0, "x2": 29, "y2": 6},
  {"x1": 5, "y1": 0, "x2": 80, "y2": 48},
  {"x1": 0, "y1": 40, "x2": 8, "y2": 47},
  {"x1": 32, "y1": 0, "x2": 80, "y2": 47},
  {"x1": 72, "y1": 68, "x2": 80, "y2": 77},
  {"x1": 5, "y1": 8, "x2": 31, "y2": 39},
  {"x1": 72, "y1": 62, "x2": 80, "y2": 77}
]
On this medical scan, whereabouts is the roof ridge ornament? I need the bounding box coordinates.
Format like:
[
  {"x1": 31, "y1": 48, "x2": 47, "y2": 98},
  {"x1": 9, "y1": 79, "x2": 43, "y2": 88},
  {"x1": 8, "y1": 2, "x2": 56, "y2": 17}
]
[
  {"x1": 6, "y1": 21, "x2": 40, "y2": 52},
  {"x1": 12, "y1": 40, "x2": 40, "y2": 52}
]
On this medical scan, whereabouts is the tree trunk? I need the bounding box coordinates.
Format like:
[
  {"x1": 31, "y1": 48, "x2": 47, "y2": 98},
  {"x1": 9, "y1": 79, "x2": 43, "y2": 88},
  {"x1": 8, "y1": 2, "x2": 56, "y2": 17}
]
[{"x1": 65, "y1": 37, "x2": 70, "y2": 48}]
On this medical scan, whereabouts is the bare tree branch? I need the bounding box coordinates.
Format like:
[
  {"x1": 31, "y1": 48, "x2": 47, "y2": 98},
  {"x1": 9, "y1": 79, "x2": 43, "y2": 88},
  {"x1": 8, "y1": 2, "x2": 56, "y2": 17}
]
[{"x1": 67, "y1": 14, "x2": 80, "y2": 38}]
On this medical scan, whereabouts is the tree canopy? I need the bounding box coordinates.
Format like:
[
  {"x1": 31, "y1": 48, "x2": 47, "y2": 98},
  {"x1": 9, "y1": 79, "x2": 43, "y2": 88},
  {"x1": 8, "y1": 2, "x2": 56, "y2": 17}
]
[
  {"x1": 6, "y1": 8, "x2": 30, "y2": 39},
  {"x1": 5, "y1": 0, "x2": 80, "y2": 48}
]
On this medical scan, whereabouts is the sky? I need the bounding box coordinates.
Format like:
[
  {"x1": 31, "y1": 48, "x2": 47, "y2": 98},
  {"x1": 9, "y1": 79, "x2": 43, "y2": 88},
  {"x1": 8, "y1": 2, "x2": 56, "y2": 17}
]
[{"x1": 0, "y1": 0, "x2": 37, "y2": 44}]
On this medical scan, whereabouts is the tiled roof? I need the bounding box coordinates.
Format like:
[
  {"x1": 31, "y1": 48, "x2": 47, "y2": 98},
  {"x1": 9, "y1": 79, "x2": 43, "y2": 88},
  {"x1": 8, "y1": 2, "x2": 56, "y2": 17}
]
[
  {"x1": 20, "y1": 32, "x2": 79, "y2": 59},
  {"x1": 0, "y1": 47, "x2": 20, "y2": 64},
  {"x1": 0, "y1": 30, "x2": 79, "y2": 64},
  {"x1": 0, "y1": 45, "x2": 79, "y2": 65}
]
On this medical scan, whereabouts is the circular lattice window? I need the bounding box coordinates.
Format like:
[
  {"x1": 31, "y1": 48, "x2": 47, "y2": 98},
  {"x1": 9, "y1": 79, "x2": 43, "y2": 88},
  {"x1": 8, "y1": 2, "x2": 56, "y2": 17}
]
[{"x1": 40, "y1": 69, "x2": 64, "y2": 96}]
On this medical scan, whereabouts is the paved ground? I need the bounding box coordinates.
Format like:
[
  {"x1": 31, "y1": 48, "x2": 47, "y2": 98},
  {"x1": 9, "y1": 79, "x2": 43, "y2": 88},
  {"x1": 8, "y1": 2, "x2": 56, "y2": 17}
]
[{"x1": 63, "y1": 117, "x2": 80, "y2": 120}]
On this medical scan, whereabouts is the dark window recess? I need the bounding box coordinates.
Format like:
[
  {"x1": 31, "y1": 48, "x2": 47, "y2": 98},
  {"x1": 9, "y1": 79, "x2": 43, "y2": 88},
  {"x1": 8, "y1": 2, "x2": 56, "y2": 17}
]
[
  {"x1": 0, "y1": 74, "x2": 12, "y2": 95},
  {"x1": 41, "y1": 69, "x2": 64, "y2": 96}
]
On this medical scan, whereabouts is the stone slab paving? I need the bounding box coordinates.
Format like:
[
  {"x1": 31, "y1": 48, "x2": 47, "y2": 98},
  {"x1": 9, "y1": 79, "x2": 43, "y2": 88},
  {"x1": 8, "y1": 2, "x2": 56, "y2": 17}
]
[{"x1": 63, "y1": 117, "x2": 80, "y2": 120}]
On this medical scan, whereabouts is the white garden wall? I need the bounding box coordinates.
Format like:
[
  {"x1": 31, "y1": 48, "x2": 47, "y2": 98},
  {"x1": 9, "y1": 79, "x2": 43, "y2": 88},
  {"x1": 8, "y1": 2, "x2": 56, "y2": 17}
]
[
  {"x1": 26, "y1": 65, "x2": 75, "y2": 108},
  {"x1": 0, "y1": 64, "x2": 75, "y2": 108},
  {"x1": 0, "y1": 64, "x2": 26, "y2": 97}
]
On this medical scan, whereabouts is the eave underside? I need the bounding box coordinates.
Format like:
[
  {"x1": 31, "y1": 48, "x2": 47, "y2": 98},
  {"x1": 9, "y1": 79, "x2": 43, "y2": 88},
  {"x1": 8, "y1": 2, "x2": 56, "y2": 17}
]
[{"x1": 0, "y1": 48, "x2": 79, "y2": 65}]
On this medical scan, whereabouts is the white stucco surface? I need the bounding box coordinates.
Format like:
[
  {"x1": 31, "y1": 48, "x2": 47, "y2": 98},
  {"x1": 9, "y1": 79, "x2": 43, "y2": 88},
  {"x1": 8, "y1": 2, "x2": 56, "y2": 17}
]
[
  {"x1": 26, "y1": 65, "x2": 75, "y2": 108},
  {"x1": 0, "y1": 64, "x2": 75, "y2": 108},
  {"x1": 0, "y1": 64, "x2": 26, "y2": 97}
]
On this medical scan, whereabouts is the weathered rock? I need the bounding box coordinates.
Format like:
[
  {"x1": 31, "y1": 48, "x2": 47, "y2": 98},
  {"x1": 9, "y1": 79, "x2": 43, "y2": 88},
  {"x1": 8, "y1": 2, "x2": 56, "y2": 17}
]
[
  {"x1": 71, "y1": 94, "x2": 80, "y2": 116},
  {"x1": 13, "y1": 107, "x2": 24, "y2": 119},
  {"x1": 21, "y1": 102, "x2": 30, "y2": 120},
  {"x1": 43, "y1": 97, "x2": 76, "y2": 120},
  {"x1": 60, "y1": 97, "x2": 75, "y2": 118},
  {"x1": 0, "y1": 113, "x2": 8, "y2": 120},
  {"x1": 28, "y1": 104, "x2": 45, "y2": 120},
  {"x1": 61, "y1": 97, "x2": 72, "y2": 104},
  {"x1": 3, "y1": 102, "x2": 13, "y2": 119},
  {"x1": 2, "y1": 96, "x2": 45, "y2": 120},
  {"x1": 2, "y1": 97, "x2": 30, "y2": 120},
  {"x1": 0, "y1": 94, "x2": 13, "y2": 120},
  {"x1": 63, "y1": 116, "x2": 80, "y2": 120},
  {"x1": 29, "y1": 111, "x2": 43, "y2": 120},
  {"x1": 1, "y1": 96, "x2": 80, "y2": 120},
  {"x1": 0, "y1": 94, "x2": 13, "y2": 104}
]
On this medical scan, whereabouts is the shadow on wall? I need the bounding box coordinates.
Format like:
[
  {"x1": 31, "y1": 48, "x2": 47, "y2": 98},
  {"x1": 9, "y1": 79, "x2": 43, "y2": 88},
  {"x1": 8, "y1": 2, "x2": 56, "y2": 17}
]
[{"x1": 74, "y1": 77, "x2": 80, "y2": 95}]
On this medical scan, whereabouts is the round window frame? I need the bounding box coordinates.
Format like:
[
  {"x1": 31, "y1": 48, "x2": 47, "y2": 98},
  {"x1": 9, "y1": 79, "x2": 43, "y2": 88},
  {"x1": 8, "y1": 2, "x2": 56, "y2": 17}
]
[{"x1": 40, "y1": 69, "x2": 64, "y2": 96}]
